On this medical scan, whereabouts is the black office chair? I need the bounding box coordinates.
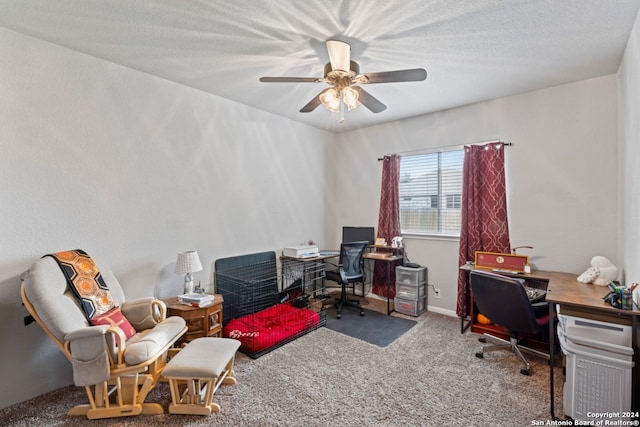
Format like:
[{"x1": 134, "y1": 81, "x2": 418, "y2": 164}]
[
  {"x1": 470, "y1": 270, "x2": 551, "y2": 375},
  {"x1": 325, "y1": 241, "x2": 368, "y2": 319}
]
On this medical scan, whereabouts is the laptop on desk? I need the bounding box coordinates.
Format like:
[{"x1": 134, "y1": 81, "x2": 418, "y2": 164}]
[{"x1": 525, "y1": 286, "x2": 546, "y2": 303}]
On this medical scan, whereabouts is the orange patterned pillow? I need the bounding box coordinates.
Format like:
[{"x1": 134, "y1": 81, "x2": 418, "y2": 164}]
[{"x1": 90, "y1": 306, "x2": 136, "y2": 340}]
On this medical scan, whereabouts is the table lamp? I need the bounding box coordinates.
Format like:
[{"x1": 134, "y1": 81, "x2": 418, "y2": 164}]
[{"x1": 175, "y1": 251, "x2": 202, "y2": 294}]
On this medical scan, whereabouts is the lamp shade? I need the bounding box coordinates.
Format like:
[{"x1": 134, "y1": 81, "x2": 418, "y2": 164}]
[
  {"x1": 319, "y1": 88, "x2": 340, "y2": 112},
  {"x1": 175, "y1": 251, "x2": 203, "y2": 274},
  {"x1": 342, "y1": 86, "x2": 360, "y2": 110}
]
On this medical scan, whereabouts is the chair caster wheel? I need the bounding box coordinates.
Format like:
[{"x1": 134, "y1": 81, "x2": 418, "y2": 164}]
[
  {"x1": 520, "y1": 369, "x2": 531, "y2": 376},
  {"x1": 479, "y1": 337, "x2": 487, "y2": 343},
  {"x1": 360, "y1": 310, "x2": 365, "y2": 316},
  {"x1": 336, "y1": 313, "x2": 341, "y2": 319},
  {"x1": 475, "y1": 352, "x2": 484, "y2": 359}
]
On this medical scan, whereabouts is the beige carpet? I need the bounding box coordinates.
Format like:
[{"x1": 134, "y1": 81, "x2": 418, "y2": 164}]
[{"x1": 0, "y1": 310, "x2": 564, "y2": 426}]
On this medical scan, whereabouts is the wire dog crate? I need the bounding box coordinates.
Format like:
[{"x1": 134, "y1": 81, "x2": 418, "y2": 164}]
[{"x1": 215, "y1": 252, "x2": 325, "y2": 358}]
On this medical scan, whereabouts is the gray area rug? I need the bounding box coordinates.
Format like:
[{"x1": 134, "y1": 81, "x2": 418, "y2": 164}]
[
  {"x1": 325, "y1": 307, "x2": 417, "y2": 347},
  {"x1": 0, "y1": 312, "x2": 564, "y2": 426}
]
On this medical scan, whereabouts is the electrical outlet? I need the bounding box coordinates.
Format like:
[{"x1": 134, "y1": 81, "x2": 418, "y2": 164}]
[{"x1": 434, "y1": 288, "x2": 441, "y2": 298}]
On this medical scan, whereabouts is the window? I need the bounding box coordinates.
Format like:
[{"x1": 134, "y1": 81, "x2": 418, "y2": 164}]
[
  {"x1": 399, "y1": 149, "x2": 464, "y2": 236},
  {"x1": 446, "y1": 194, "x2": 461, "y2": 209}
]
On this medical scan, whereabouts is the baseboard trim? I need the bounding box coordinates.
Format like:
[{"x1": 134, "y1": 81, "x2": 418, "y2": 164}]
[
  {"x1": 337, "y1": 291, "x2": 459, "y2": 319},
  {"x1": 427, "y1": 306, "x2": 457, "y2": 318}
]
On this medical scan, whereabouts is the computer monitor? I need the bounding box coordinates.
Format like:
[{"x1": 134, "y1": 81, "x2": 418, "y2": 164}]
[{"x1": 342, "y1": 226, "x2": 375, "y2": 245}]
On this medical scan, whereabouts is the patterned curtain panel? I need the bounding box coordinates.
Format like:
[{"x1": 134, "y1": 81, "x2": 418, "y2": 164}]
[
  {"x1": 456, "y1": 143, "x2": 511, "y2": 318},
  {"x1": 373, "y1": 155, "x2": 402, "y2": 298}
]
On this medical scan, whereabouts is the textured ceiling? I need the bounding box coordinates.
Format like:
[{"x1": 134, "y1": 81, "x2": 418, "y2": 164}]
[{"x1": 1, "y1": 0, "x2": 639, "y2": 133}]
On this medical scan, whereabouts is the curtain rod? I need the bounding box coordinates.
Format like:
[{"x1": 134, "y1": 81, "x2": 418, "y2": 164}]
[{"x1": 377, "y1": 140, "x2": 513, "y2": 161}]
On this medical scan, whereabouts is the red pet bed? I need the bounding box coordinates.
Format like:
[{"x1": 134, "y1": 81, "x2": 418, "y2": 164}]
[{"x1": 224, "y1": 303, "x2": 321, "y2": 355}]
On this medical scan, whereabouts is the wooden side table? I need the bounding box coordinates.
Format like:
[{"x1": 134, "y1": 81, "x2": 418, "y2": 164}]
[{"x1": 164, "y1": 294, "x2": 224, "y2": 346}]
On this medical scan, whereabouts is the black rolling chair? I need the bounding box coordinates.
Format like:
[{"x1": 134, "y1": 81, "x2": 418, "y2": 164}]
[
  {"x1": 470, "y1": 269, "x2": 551, "y2": 375},
  {"x1": 325, "y1": 241, "x2": 368, "y2": 319}
]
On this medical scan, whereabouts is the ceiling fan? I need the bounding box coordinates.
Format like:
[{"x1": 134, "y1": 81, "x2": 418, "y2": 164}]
[{"x1": 259, "y1": 40, "x2": 427, "y2": 123}]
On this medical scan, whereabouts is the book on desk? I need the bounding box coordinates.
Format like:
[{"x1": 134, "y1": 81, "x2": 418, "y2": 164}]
[{"x1": 178, "y1": 293, "x2": 215, "y2": 307}]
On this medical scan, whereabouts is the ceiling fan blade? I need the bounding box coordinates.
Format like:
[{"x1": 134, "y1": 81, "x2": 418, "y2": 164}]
[
  {"x1": 354, "y1": 87, "x2": 387, "y2": 113},
  {"x1": 300, "y1": 94, "x2": 322, "y2": 113},
  {"x1": 260, "y1": 77, "x2": 322, "y2": 83},
  {"x1": 326, "y1": 40, "x2": 350, "y2": 72},
  {"x1": 361, "y1": 68, "x2": 427, "y2": 84}
]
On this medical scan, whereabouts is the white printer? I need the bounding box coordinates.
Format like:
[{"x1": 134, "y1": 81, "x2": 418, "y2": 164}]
[{"x1": 283, "y1": 245, "x2": 319, "y2": 258}]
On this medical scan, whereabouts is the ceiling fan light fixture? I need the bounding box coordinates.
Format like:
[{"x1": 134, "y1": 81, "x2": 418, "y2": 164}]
[
  {"x1": 260, "y1": 40, "x2": 426, "y2": 120},
  {"x1": 319, "y1": 88, "x2": 340, "y2": 112},
  {"x1": 342, "y1": 86, "x2": 360, "y2": 110}
]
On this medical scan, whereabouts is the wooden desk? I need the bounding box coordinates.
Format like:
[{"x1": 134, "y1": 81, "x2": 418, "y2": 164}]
[
  {"x1": 371, "y1": 244, "x2": 404, "y2": 256},
  {"x1": 164, "y1": 294, "x2": 224, "y2": 346},
  {"x1": 364, "y1": 252, "x2": 404, "y2": 314},
  {"x1": 545, "y1": 273, "x2": 639, "y2": 419}
]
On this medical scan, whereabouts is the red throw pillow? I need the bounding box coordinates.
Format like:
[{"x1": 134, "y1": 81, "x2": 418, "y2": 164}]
[{"x1": 90, "y1": 306, "x2": 136, "y2": 340}]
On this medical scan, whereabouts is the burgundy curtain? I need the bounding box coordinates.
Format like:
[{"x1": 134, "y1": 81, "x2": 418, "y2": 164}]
[
  {"x1": 456, "y1": 143, "x2": 511, "y2": 318},
  {"x1": 373, "y1": 155, "x2": 402, "y2": 298}
]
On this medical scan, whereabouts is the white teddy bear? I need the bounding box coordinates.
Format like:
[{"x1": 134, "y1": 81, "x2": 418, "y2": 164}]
[{"x1": 577, "y1": 256, "x2": 618, "y2": 286}]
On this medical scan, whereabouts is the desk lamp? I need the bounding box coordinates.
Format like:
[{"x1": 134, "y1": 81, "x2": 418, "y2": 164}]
[{"x1": 175, "y1": 251, "x2": 202, "y2": 294}]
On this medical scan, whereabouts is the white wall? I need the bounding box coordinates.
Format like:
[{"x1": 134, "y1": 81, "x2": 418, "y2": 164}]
[
  {"x1": 0, "y1": 28, "x2": 332, "y2": 408},
  {"x1": 618, "y1": 9, "x2": 640, "y2": 287},
  {"x1": 332, "y1": 75, "x2": 619, "y2": 314}
]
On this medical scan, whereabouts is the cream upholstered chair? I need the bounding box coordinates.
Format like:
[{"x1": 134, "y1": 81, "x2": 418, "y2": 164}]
[{"x1": 21, "y1": 253, "x2": 187, "y2": 420}]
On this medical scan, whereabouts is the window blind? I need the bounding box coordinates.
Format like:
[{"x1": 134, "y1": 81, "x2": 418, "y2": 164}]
[{"x1": 399, "y1": 149, "x2": 464, "y2": 236}]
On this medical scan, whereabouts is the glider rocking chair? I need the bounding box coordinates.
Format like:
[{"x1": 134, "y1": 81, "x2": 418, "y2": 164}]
[{"x1": 21, "y1": 250, "x2": 188, "y2": 419}]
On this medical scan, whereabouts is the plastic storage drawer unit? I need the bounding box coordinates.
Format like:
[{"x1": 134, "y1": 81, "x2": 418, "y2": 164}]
[
  {"x1": 396, "y1": 282, "x2": 427, "y2": 300},
  {"x1": 395, "y1": 266, "x2": 427, "y2": 284},
  {"x1": 394, "y1": 296, "x2": 427, "y2": 316}
]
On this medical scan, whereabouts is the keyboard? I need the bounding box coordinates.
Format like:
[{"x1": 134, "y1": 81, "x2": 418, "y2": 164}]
[{"x1": 319, "y1": 251, "x2": 340, "y2": 256}]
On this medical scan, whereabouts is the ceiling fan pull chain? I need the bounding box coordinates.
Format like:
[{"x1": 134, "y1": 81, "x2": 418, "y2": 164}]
[{"x1": 339, "y1": 89, "x2": 345, "y2": 124}]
